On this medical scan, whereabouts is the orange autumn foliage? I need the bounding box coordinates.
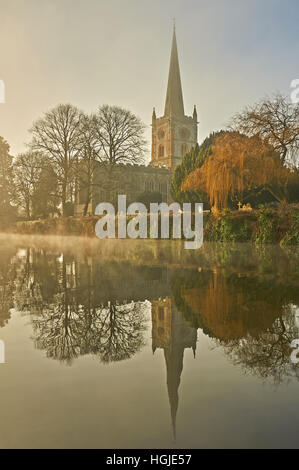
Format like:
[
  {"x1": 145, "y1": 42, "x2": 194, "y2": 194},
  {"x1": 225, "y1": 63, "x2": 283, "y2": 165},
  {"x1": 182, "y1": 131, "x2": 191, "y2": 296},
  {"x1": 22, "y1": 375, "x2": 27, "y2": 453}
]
[
  {"x1": 181, "y1": 132, "x2": 289, "y2": 210},
  {"x1": 181, "y1": 272, "x2": 278, "y2": 341}
]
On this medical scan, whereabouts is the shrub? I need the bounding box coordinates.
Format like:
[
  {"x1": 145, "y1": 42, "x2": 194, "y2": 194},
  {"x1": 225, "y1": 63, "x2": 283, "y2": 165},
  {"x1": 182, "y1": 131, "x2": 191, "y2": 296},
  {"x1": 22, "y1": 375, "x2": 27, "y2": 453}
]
[
  {"x1": 281, "y1": 210, "x2": 299, "y2": 245},
  {"x1": 254, "y1": 206, "x2": 278, "y2": 243}
]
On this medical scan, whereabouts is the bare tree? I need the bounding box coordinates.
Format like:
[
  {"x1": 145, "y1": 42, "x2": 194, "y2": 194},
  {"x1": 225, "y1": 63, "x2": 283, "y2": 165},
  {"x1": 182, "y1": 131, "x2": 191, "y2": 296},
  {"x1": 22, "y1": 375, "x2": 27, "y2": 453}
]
[
  {"x1": 93, "y1": 105, "x2": 147, "y2": 165},
  {"x1": 30, "y1": 104, "x2": 83, "y2": 216},
  {"x1": 76, "y1": 113, "x2": 99, "y2": 216},
  {"x1": 32, "y1": 163, "x2": 60, "y2": 218},
  {"x1": 76, "y1": 106, "x2": 147, "y2": 213},
  {"x1": 13, "y1": 152, "x2": 44, "y2": 219},
  {"x1": 231, "y1": 94, "x2": 299, "y2": 167},
  {"x1": 0, "y1": 136, "x2": 15, "y2": 224}
]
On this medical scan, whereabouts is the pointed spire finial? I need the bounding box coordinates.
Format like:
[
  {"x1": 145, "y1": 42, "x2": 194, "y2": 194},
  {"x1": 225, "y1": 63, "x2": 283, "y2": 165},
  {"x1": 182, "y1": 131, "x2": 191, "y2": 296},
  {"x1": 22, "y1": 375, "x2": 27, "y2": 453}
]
[
  {"x1": 193, "y1": 105, "x2": 197, "y2": 121},
  {"x1": 164, "y1": 25, "x2": 184, "y2": 117}
]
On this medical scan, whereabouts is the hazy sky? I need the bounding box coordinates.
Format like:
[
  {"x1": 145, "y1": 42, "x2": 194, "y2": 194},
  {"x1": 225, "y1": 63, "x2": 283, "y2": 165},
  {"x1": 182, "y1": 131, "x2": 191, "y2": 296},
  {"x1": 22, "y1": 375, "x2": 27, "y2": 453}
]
[{"x1": 1, "y1": 0, "x2": 299, "y2": 160}]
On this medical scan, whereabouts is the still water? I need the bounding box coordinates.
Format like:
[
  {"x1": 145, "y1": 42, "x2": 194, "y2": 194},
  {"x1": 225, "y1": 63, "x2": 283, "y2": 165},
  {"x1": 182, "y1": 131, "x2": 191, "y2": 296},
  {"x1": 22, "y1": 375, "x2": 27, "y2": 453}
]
[{"x1": 0, "y1": 234, "x2": 298, "y2": 448}]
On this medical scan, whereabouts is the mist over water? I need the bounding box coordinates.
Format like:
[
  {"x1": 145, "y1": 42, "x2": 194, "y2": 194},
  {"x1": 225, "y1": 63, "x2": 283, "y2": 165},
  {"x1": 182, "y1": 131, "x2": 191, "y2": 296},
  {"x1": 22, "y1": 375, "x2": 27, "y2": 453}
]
[{"x1": 0, "y1": 235, "x2": 298, "y2": 448}]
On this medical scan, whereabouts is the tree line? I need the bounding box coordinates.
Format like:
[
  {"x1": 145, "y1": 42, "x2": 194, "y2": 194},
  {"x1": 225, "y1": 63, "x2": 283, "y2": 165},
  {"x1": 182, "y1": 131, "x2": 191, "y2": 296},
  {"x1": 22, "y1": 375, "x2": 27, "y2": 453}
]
[
  {"x1": 2, "y1": 93, "x2": 299, "y2": 225},
  {"x1": 0, "y1": 104, "x2": 146, "y2": 223},
  {"x1": 172, "y1": 93, "x2": 299, "y2": 212}
]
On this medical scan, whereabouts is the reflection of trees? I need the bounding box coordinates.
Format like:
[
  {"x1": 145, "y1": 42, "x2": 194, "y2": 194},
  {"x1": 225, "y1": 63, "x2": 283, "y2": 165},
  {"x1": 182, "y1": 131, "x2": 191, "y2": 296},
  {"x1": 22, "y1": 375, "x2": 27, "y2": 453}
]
[
  {"x1": 171, "y1": 268, "x2": 299, "y2": 384},
  {"x1": 223, "y1": 304, "x2": 299, "y2": 385},
  {"x1": 31, "y1": 295, "x2": 84, "y2": 365},
  {"x1": 14, "y1": 251, "x2": 147, "y2": 365},
  {"x1": 82, "y1": 301, "x2": 146, "y2": 363},
  {"x1": 4, "y1": 238, "x2": 299, "y2": 384},
  {"x1": 14, "y1": 248, "x2": 60, "y2": 315},
  {"x1": 0, "y1": 245, "x2": 17, "y2": 327},
  {"x1": 30, "y1": 300, "x2": 146, "y2": 365}
]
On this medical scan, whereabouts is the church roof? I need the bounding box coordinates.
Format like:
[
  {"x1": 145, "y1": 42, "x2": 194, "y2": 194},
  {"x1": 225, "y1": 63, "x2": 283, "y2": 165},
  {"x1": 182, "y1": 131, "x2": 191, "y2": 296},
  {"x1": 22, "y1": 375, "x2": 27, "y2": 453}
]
[{"x1": 164, "y1": 27, "x2": 185, "y2": 118}]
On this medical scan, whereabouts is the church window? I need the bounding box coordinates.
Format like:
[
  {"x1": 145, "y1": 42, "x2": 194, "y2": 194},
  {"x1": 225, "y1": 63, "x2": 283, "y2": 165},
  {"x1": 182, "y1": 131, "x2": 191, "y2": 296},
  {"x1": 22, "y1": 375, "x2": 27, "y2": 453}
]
[
  {"x1": 145, "y1": 180, "x2": 154, "y2": 192},
  {"x1": 158, "y1": 326, "x2": 164, "y2": 336},
  {"x1": 181, "y1": 143, "x2": 188, "y2": 157},
  {"x1": 180, "y1": 127, "x2": 190, "y2": 139},
  {"x1": 158, "y1": 307, "x2": 164, "y2": 321},
  {"x1": 158, "y1": 145, "x2": 164, "y2": 157},
  {"x1": 158, "y1": 128, "x2": 165, "y2": 139}
]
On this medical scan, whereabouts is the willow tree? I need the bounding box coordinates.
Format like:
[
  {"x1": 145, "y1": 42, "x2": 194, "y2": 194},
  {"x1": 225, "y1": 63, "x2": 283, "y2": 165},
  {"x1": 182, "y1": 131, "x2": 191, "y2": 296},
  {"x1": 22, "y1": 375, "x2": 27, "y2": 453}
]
[
  {"x1": 171, "y1": 131, "x2": 225, "y2": 204},
  {"x1": 182, "y1": 132, "x2": 290, "y2": 211}
]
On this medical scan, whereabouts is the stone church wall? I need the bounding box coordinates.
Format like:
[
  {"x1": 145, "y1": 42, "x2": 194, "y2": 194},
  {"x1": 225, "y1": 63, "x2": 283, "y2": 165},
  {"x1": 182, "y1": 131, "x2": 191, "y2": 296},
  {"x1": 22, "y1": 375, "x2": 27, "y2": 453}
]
[{"x1": 75, "y1": 162, "x2": 171, "y2": 216}]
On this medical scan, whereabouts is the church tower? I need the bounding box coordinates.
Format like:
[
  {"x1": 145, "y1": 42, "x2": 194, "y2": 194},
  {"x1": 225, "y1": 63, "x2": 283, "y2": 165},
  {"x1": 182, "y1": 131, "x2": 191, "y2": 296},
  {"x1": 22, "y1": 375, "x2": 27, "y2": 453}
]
[{"x1": 151, "y1": 26, "x2": 198, "y2": 171}]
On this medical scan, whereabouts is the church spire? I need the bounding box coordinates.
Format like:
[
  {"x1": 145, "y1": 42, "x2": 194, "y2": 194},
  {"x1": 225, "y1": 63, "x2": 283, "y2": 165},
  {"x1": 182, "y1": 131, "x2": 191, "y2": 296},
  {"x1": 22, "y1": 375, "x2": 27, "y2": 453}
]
[{"x1": 164, "y1": 26, "x2": 185, "y2": 117}]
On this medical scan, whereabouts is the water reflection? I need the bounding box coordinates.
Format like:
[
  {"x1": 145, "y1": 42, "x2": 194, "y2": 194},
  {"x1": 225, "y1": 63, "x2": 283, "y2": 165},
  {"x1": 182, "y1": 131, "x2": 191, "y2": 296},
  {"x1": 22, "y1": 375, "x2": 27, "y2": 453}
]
[
  {"x1": 0, "y1": 235, "x2": 299, "y2": 441},
  {"x1": 0, "y1": 243, "x2": 17, "y2": 327},
  {"x1": 14, "y1": 250, "x2": 148, "y2": 364},
  {"x1": 172, "y1": 269, "x2": 299, "y2": 384},
  {"x1": 152, "y1": 298, "x2": 197, "y2": 439}
]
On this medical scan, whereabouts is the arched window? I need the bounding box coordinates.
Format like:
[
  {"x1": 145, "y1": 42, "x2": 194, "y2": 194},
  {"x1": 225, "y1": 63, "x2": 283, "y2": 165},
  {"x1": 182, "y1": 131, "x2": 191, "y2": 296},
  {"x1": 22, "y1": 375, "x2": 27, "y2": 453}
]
[
  {"x1": 181, "y1": 143, "x2": 188, "y2": 157},
  {"x1": 158, "y1": 326, "x2": 164, "y2": 336},
  {"x1": 145, "y1": 180, "x2": 154, "y2": 192},
  {"x1": 161, "y1": 182, "x2": 167, "y2": 200},
  {"x1": 158, "y1": 145, "x2": 164, "y2": 157},
  {"x1": 158, "y1": 307, "x2": 164, "y2": 321}
]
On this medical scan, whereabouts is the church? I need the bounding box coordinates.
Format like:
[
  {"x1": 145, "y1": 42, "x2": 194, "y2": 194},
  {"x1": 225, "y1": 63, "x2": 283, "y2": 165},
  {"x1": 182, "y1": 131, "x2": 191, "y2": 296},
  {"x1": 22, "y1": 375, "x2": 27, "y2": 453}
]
[
  {"x1": 151, "y1": 26, "x2": 198, "y2": 170},
  {"x1": 75, "y1": 27, "x2": 198, "y2": 216}
]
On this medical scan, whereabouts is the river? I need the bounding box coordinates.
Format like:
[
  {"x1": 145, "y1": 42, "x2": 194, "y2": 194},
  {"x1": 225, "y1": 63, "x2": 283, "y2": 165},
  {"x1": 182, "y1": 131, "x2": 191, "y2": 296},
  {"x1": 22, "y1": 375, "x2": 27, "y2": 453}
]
[{"x1": 0, "y1": 235, "x2": 298, "y2": 448}]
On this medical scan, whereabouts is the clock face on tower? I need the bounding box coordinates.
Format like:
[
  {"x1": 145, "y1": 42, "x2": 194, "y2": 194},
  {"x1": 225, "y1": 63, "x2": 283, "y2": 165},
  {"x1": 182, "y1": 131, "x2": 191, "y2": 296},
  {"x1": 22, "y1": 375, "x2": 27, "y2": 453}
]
[{"x1": 179, "y1": 127, "x2": 190, "y2": 139}]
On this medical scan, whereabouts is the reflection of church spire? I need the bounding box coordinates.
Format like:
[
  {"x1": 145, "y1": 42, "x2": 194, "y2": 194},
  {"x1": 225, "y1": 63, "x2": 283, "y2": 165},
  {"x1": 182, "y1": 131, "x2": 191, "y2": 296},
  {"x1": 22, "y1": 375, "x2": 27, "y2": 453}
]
[
  {"x1": 151, "y1": 297, "x2": 197, "y2": 442},
  {"x1": 164, "y1": 345, "x2": 184, "y2": 440}
]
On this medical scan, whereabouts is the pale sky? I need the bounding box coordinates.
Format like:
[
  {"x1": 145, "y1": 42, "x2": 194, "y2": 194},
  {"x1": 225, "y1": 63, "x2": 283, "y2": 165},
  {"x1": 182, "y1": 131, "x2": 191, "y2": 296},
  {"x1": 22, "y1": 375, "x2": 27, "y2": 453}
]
[{"x1": 1, "y1": 0, "x2": 299, "y2": 161}]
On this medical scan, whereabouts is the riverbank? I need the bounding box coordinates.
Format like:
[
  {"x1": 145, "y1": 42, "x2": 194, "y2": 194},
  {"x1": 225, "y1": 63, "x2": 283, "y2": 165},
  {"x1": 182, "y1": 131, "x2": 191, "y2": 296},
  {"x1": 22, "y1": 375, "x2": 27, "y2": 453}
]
[
  {"x1": 205, "y1": 204, "x2": 299, "y2": 245},
  {"x1": 8, "y1": 204, "x2": 299, "y2": 245}
]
